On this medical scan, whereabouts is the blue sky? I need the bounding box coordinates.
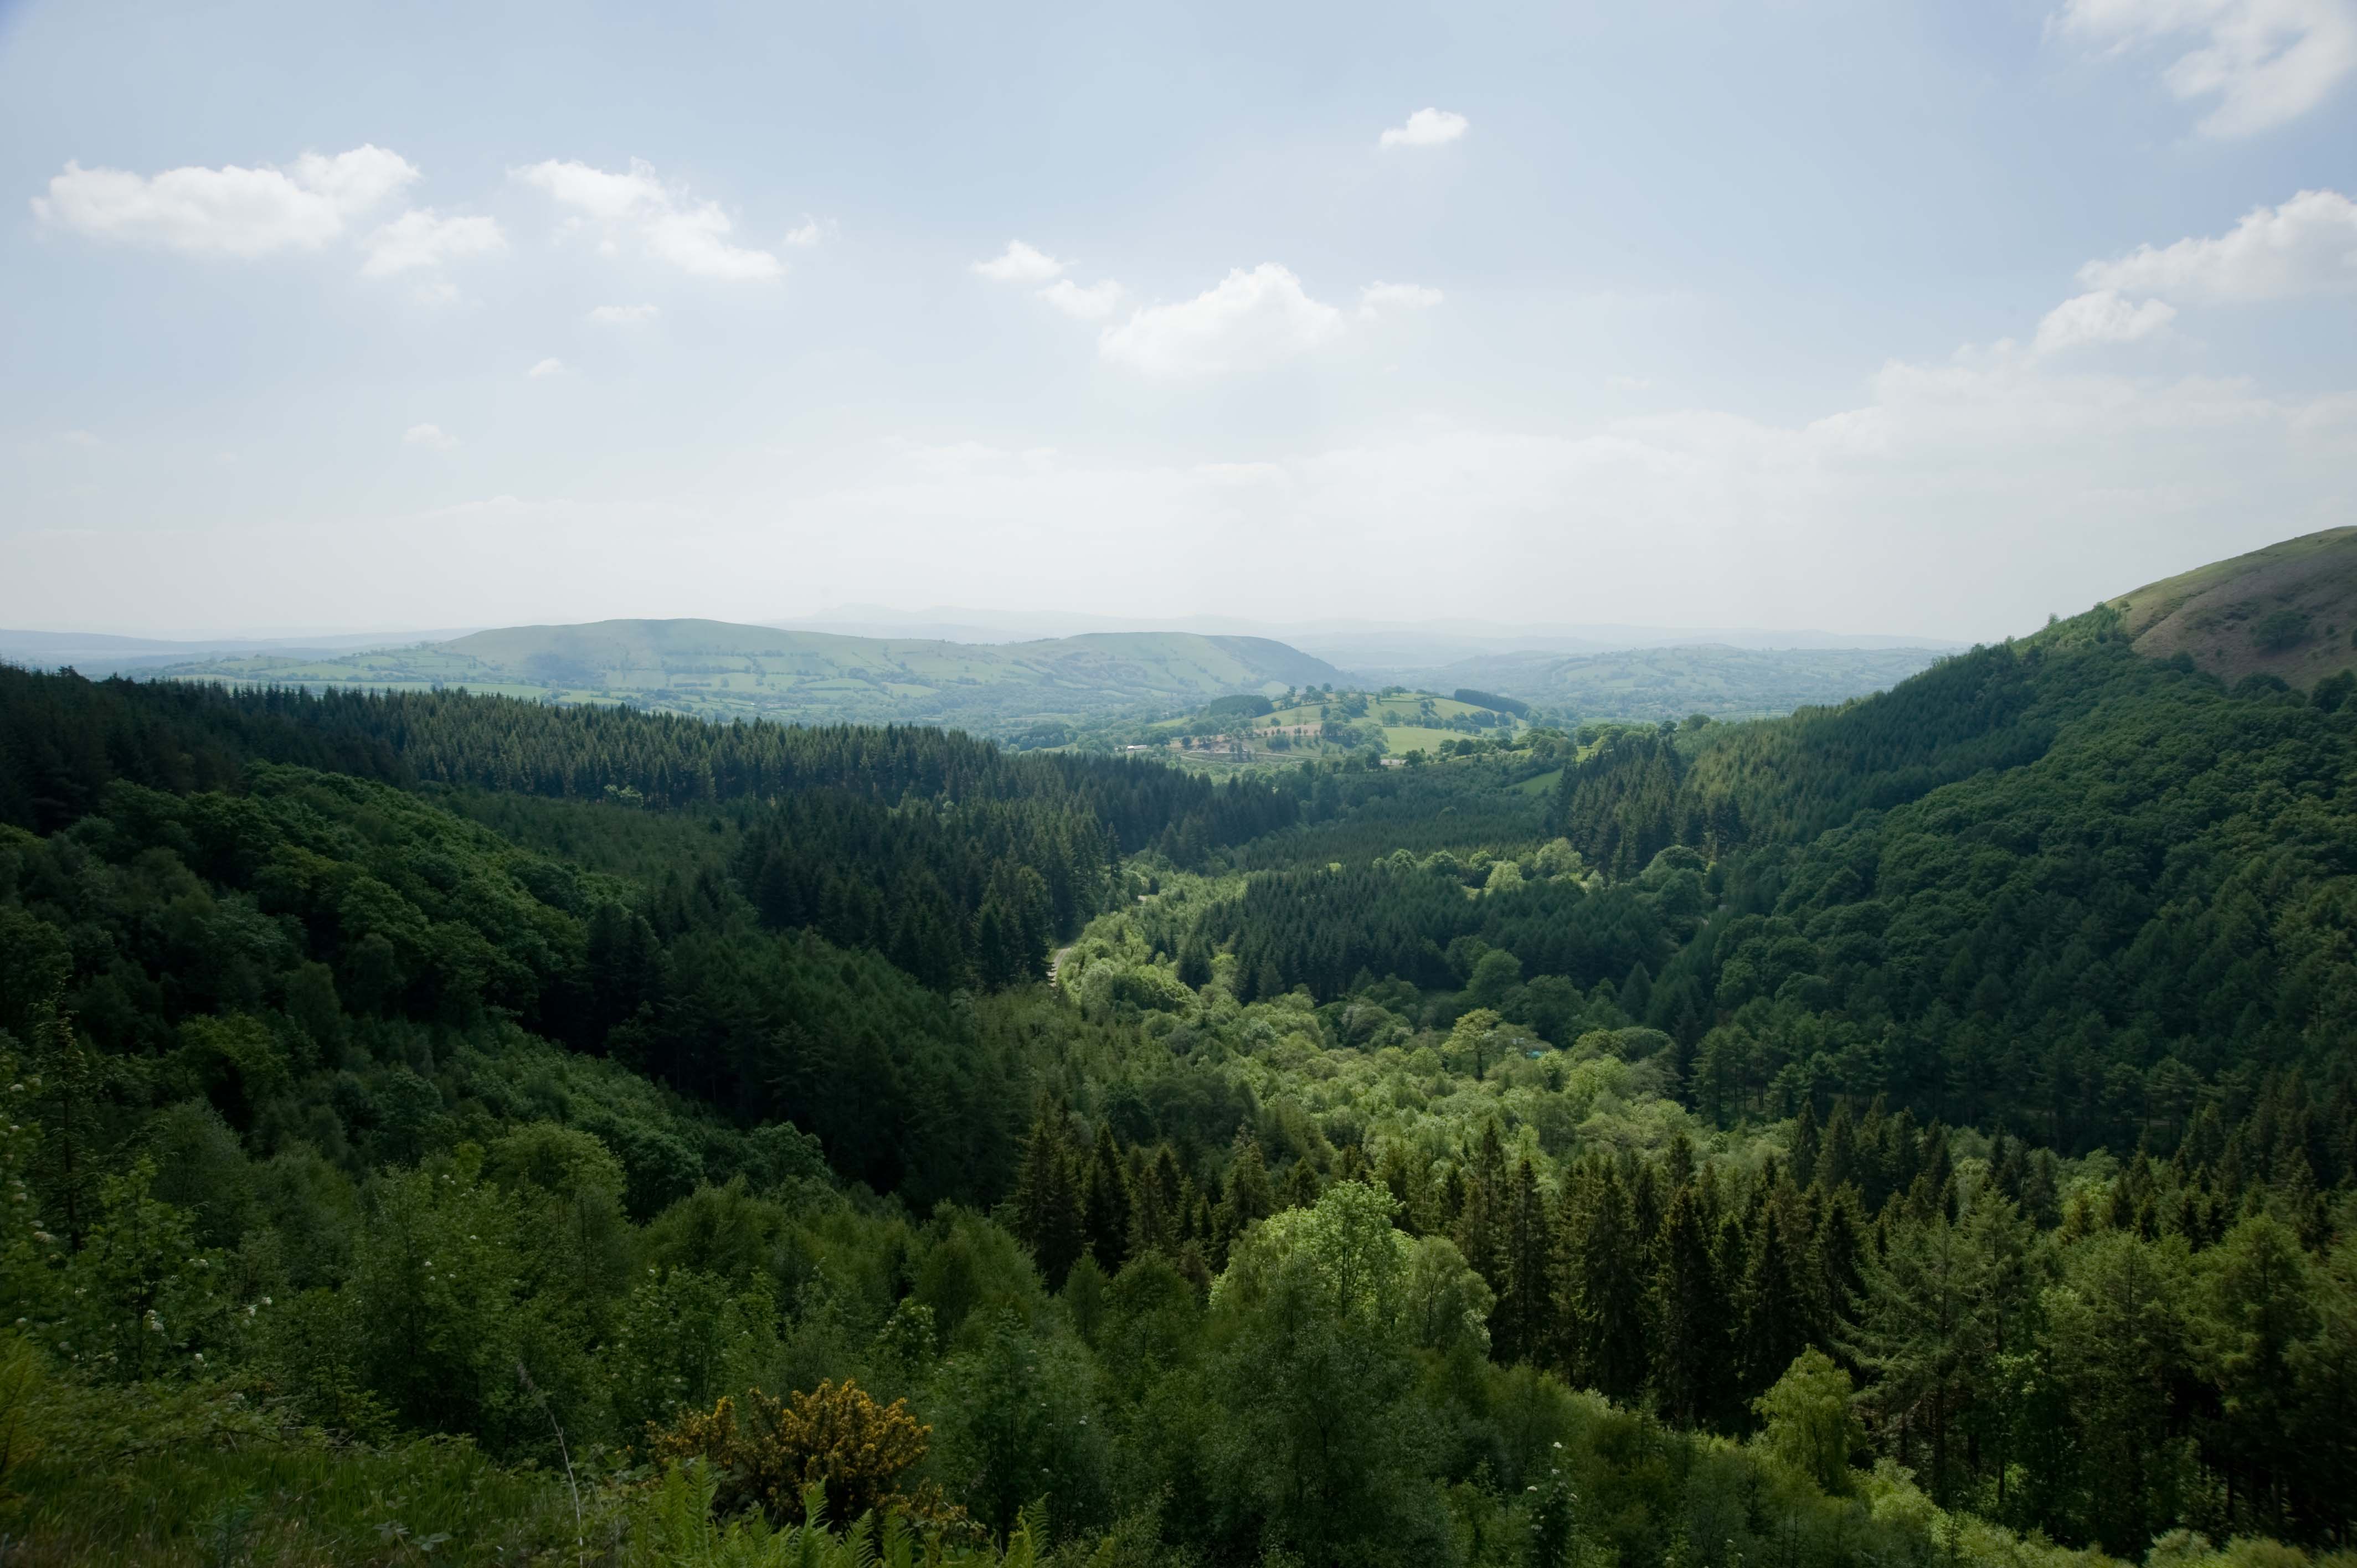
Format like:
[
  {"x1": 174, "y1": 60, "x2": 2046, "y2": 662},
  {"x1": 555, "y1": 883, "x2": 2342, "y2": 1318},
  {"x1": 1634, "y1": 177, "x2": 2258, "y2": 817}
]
[{"x1": 4, "y1": 0, "x2": 2354, "y2": 638}]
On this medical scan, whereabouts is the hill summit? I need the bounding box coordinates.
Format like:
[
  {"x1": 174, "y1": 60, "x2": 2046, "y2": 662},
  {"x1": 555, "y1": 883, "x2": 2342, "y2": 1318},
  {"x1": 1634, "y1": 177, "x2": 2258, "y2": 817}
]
[{"x1": 2109, "y1": 526, "x2": 2357, "y2": 689}]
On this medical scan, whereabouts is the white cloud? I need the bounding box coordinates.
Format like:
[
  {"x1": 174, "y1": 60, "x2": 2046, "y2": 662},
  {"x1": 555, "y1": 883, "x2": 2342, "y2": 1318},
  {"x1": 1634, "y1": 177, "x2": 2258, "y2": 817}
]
[
  {"x1": 360, "y1": 209, "x2": 506, "y2": 277},
  {"x1": 2077, "y1": 188, "x2": 2357, "y2": 300},
  {"x1": 58, "y1": 430, "x2": 101, "y2": 448},
  {"x1": 2056, "y1": 0, "x2": 2357, "y2": 136},
  {"x1": 587, "y1": 303, "x2": 660, "y2": 324},
  {"x1": 783, "y1": 216, "x2": 836, "y2": 247},
  {"x1": 1099, "y1": 265, "x2": 1344, "y2": 376},
  {"x1": 2034, "y1": 289, "x2": 2178, "y2": 350},
  {"x1": 513, "y1": 159, "x2": 665, "y2": 222},
  {"x1": 402, "y1": 423, "x2": 457, "y2": 449},
  {"x1": 974, "y1": 240, "x2": 1123, "y2": 319},
  {"x1": 32, "y1": 145, "x2": 417, "y2": 257},
  {"x1": 972, "y1": 239, "x2": 1066, "y2": 283},
  {"x1": 513, "y1": 158, "x2": 782, "y2": 280},
  {"x1": 642, "y1": 208, "x2": 783, "y2": 281},
  {"x1": 1359, "y1": 281, "x2": 1445, "y2": 317},
  {"x1": 1378, "y1": 107, "x2": 1469, "y2": 148},
  {"x1": 527, "y1": 358, "x2": 568, "y2": 378},
  {"x1": 1037, "y1": 278, "x2": 1125, "y2": 321},
  {"x1": 283, "y1": 149, "x2": 421, "y2": 214}
]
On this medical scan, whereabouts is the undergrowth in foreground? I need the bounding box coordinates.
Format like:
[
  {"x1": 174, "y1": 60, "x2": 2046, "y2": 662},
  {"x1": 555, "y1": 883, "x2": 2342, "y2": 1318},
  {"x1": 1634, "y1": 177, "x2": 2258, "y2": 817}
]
[{"x1": 9, "y1": 1326, "x2": 2357, "y2": 1568}]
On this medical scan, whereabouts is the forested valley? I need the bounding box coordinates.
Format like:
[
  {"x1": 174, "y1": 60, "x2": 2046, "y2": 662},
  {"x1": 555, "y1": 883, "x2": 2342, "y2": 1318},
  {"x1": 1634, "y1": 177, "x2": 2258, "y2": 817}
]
[{"x1": 0, "y1": 594, "x2": 2352, "y2": 1568}]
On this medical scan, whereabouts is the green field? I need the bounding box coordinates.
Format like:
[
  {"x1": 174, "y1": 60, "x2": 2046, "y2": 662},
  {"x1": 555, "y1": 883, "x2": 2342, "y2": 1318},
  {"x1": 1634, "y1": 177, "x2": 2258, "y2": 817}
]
[
  {"x1": 1145, "y1": 687, "x2": 1527, "y2": 768},
  {"x1": 1377, "y1": 723, "x2": 1485, "y2": 752}
]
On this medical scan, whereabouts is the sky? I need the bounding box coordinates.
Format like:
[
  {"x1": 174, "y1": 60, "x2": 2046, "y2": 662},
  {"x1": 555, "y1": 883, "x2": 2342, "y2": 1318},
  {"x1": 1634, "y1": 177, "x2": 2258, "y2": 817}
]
[{"x1": 3, "y1": 0, "x2": 2354, "y2": 642}]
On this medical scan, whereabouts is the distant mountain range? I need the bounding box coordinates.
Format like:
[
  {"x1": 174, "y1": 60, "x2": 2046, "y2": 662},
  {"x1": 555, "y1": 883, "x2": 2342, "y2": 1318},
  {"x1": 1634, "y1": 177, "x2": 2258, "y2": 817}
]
[
  {"x1": 0, "y1": 613, "x2": 1988, "y2": 735},
  {"x1": 104, "y1": 618, "x2": 1347, "y2": 731}
]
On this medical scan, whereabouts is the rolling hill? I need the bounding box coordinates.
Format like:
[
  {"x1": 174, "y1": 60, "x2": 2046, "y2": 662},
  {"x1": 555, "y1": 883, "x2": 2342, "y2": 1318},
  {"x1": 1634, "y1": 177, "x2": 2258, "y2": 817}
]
[
  {"x1": 150, "y1": 618, "x2": 1344, "y2": 733},
  {"x1": 2106, "y1": 525, "x2": 2357, "y2": 689}
]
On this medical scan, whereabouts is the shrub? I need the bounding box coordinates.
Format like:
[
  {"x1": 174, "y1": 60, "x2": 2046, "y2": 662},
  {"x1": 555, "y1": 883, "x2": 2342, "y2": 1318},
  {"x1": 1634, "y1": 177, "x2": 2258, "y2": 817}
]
[
  {"x1": 2252, "y1": 610, "x2": 2312, "y2": 652},
  {"x1": 649, "y1": 1378, "x2": 933, "y2": 1526}
]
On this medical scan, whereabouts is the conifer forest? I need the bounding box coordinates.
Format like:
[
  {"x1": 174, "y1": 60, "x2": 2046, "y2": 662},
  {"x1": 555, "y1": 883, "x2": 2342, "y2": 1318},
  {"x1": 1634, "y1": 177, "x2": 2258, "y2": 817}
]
[{"x1": 2, "y1": 589, "x2": 2354, "y2": 1567}]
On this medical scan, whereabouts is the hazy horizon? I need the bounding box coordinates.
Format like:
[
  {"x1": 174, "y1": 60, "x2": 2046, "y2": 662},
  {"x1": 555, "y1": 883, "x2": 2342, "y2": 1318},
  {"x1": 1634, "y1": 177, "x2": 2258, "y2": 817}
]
[
  {"x1": 7, "y1": 1, "x2": 2355, "y2": 641},
  {"x1": 0, "y1": 604, "x2": 1968, "y2": 648}
]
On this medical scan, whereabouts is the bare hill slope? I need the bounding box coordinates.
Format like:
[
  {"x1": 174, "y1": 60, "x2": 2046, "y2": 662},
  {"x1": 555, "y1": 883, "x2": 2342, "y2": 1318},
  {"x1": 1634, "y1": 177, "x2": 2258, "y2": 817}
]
[{"x1": 2108, "y1": 527, "x2": 2357, "y2": 688}]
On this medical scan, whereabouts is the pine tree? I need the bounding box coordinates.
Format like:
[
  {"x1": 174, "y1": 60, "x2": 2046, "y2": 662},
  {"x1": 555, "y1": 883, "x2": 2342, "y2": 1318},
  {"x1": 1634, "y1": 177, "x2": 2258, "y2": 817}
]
[
  {"x1": 1654, "y1": 1183, "x2": 1730, "y2": 1428},
  {"x1": 1739, "y1": 1206, "x2": 1813, "y2": 1407},
  {"x1": 1815, "y1": 1185, "x2": 1870, "y2": 1352},
  {"x1": 1627, "y1": 1155, "x2": 1664, "y2": 1255},
  {"x1": 2198, "y1": 1213, "x2": 2319, "y2": 1538},
  {"x1": 1454, "y1": 1125, "x2": 1510, "y2": 1304},
  {"x1": 2042, "y1": 1228, "x2": 2194, "y2": 1554},
  {"x1": 1557, "y1": 1161, "x2": 1650, "y2": 1401},
  {"x1": 1082, "y1": 1125, "x2": 1132, "y2": 1273},
  {"x1": 1816, "y1": 1098, "x2": 1858, "y2": 1196},
  {"x1": 1130, "y1": 1144, "x2": 1186, "y2": 1259},
  {"x1": 1959, "y1": 1185, "x2": 2037, "y2": 1515},
  {"x1": 1176, "y1": 938, "x2": 1212, "y2": 989},
  {"x1": 1376, "y1": 1142, "x2": 1429, "y2": 1235},
  {"x1": 1226, "y1": 1132, "x2": 1282, "y2": 1263},
  {"x1": 1664, "y1": 1130, "x2": 1697, "y2": 1191},
  {"x1": 1222, "y1": 1137, "x2": 1275, "y2": 1235},
  {"x1": 1845, "y1": 1210, "x2": 1988, "y2": 1505},
  {"x1": 1011, "y1": 1106, "x2": 1085, "y2": 1290},
  {"x1": 1921, "y1": 1121, "x2": 1956, "y2": 1221},
  {"x1": 1620, "y1": 961, "x2": 1654, "y2": 1023},
  {"x1": 1791, "y1": 1100, "x2": 1822, "y2": 1189},
  {"x1": 1494, "y1": 1157, "x2": 1556, "y2": 1366},
  {"x1": 1278, "y1": 1158, "x2": 1321, "y2": 1212}
]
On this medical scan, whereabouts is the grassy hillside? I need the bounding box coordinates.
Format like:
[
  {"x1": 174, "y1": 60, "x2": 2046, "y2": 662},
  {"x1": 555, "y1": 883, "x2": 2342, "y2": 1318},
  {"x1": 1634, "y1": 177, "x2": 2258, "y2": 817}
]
[
  {"x1": 2107, "y1": 525, "x2": 2357, "y2": 689},
  {"x1": 1426, "y1": 644, "x2": 1949, "y2": 720},
  {"x1": 153, "y1": 618, "x2": 1342, "y2": 733}
]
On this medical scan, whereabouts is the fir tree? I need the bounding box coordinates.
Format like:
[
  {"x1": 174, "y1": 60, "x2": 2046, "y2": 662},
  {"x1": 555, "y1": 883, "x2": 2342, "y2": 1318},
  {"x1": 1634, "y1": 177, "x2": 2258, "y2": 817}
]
[
  {"x1": 1082, "y1": 1124, "x2": 1132, "y2": 1273},
  {"x1": 1557, "y1": 1161, "x2": 1650, "y2": 1401},
  {"x1": 1012, "y1": 1105, "x2": 1085, "y2": 1290},
  {"x1": 1654, "y1": 1182, "x2": 1730, "y2": 1428},
  {"x1": 1740, "y1": 1206, "x2": 1813, "y2": 1407},
  {"x1": 1278, "y1": 1158, "x2": 1322, "y2": 1213},
  {"x1": 1791, "y1": 1099, "x2": 1823, "y2": 1190},
  {"x1": 1216, "y1": 1135, "x2": 1277, "y2": 1261},
  {"x1": 1130, "y1": 1144, "x2": 1186, "y2": 1259},
  {"x1": 1453, "y1": 1125, "x2": 1510, "y2": 1303},
  {"x1": 1494, "y1": 1157, "x2": 1556, "y2": 1366},
  {"x1": 1815, "y1": 1185, "x2": 1870, "y2": 1353},
  {"x1": 1816, "y1": 1098, "x2": 1858, "y2": 1197}
]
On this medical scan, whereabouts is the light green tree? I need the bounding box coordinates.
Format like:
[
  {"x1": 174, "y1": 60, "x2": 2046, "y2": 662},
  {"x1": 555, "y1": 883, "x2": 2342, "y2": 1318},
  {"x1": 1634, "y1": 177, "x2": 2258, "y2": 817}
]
[
  {"x1": 1206, "y1": 1180, "x2": 1454, "y2": 1566},
  {"x1": 1753, "y1": 1347, "x2": 1864, "y2": 1495}
]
